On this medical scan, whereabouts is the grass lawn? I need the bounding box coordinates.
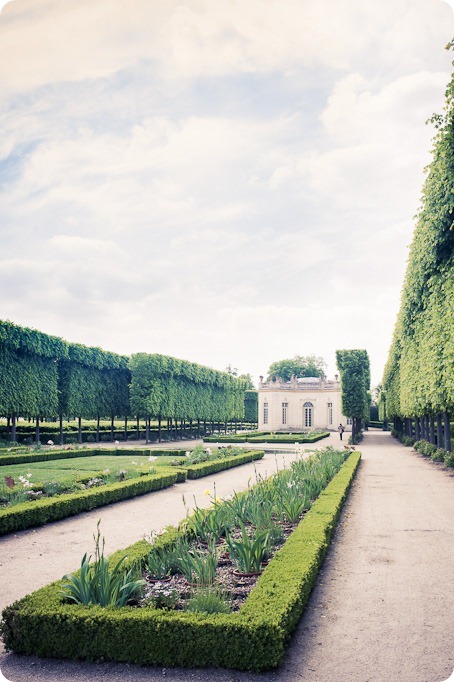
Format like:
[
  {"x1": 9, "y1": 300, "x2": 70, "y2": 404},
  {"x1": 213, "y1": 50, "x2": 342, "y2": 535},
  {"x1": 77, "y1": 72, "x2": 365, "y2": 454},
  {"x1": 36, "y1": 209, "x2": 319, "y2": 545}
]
[{"x1": 0, "y1": 454, "x2": 187, "y2": 484}]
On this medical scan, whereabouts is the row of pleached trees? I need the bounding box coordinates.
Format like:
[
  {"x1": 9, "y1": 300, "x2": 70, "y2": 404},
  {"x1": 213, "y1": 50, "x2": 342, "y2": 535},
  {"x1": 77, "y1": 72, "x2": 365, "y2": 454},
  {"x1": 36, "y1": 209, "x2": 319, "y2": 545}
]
[
  {"x1": 380, "y1": 57, "x2": 454, "y2": 452},
  {"x1": 0, "y1": 319, "x2": 249, "y2": 444}
]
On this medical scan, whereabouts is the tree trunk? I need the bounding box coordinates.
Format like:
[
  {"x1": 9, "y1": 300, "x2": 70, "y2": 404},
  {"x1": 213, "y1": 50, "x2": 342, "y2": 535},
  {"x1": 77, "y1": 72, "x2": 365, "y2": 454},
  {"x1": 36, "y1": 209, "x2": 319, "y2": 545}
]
[
  {"x1": 436, "y1": 413, "x2": 443, "y2": 448},
  {"x1": 11, "y1": 414, "x2": 16, "y2": 443},
  {"x1": 136, "y1": 416, "x2": 140, "y2": 440},
  {"x1": 110, "y1": 415, "x2": 115, "y2": 442},
  {"x1": 189, "y1": 418, "x2": 193, "y2": 439},
  {"x1": 59, "y1": 414, "x2": 64, "y2": 446},
  {"x1": 203, "y1": 420, "x2": 207, "y2": 436},
  {"x1": 78, "y1": 416, "x2": 82, "y2": 445},
  {"x1": 197, "y1": 418, "x2": 201, "y2": 438},
  {"x1": 158, "y1": 415, "x2": 162, "y2": 443},
  {"x1": 35, "y1": 416, "x2": 40, "y2": 445},
  {"x1": 443, "y1": 411, "x2": 451, "y2": 453},
  {"x1": 96, "y1": 414, "x2": 100, "y2": 443},
  {"x1": 351, "y1": 418, "x2": 356, "y2": 443},
  {"x1": 429, "y1": 415, "x2": 435, "y2": 444},
  {"x1": 146, "y1": 416, "x2": 150, "y2": 444},
  {"x1": 224, "y1": 420, "x2": 227, "y2": 434},
  {"x1": 124, "y1": 416, "x2": 128, "y2": 441},
  {"x1": 415, "y1": 417, "x2": 420, "y2": 440}
]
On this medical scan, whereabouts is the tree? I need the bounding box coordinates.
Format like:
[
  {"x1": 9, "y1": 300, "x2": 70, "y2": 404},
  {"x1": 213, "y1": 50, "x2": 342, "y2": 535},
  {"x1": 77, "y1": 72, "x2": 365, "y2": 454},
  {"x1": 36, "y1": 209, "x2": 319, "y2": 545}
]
[
  {"x1": 336, "y1": 349, "x2": 371, "y2": 441},
  {"x1": 238, "y1": 373, "x2": 254, "y2": 389},
  {"x1": 267, "y1": 355, "x2": 327, "y2": 382}
]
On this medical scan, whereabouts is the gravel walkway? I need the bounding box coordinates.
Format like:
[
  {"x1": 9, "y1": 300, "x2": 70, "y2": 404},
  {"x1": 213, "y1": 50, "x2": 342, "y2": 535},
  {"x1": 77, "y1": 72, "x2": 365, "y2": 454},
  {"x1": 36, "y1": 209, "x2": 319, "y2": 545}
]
[{"x1": 1, "y1": 431, "x2": 453, "y2": 682}]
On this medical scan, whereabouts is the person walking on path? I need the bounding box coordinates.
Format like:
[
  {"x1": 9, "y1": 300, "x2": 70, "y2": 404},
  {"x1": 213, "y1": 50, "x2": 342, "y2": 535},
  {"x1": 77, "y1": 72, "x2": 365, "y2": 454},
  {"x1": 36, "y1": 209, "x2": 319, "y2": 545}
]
[{"x1": 338, "y1": 423, "x2": 345, "y2": 441}]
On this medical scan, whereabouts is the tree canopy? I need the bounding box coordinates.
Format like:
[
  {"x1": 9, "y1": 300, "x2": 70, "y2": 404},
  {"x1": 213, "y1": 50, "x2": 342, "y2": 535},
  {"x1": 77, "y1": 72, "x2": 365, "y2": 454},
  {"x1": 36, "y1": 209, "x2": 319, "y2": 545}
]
[{"x1": 266, "y1": 355, "x2": 327, "y2": 382}]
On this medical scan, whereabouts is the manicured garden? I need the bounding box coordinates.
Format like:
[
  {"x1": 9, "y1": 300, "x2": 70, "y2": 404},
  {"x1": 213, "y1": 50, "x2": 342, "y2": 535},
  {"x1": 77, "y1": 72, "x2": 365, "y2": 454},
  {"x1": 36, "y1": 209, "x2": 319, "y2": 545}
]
[
  {"x1": 1, "y1": 447, "x2": 361, "y2": 670},
  {"x1": 0, "y1": 445, "x2": 264, "y2": 535},
  {"x1": 203, "y1": 430, "x2": 330, "y2": 444}
]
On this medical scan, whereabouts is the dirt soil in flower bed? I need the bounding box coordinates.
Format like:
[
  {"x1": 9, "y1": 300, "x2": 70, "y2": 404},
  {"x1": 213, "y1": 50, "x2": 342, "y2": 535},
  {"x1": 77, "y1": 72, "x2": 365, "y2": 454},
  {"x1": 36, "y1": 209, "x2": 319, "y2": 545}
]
[{"x1": 140, "y1": 520, "x2": 300, "y2": 612}]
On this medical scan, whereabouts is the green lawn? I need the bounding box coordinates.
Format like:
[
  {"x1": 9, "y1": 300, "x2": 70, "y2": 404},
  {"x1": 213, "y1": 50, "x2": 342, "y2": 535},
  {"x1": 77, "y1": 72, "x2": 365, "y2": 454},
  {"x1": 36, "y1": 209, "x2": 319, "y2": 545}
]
[{"x1": 0, "y1": 454, "x2": 186, "y2": 484}]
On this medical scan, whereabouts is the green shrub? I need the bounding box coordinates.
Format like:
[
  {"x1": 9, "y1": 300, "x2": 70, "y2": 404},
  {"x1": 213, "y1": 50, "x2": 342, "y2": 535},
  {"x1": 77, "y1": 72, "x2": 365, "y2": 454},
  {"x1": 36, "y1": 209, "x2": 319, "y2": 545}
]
[
  {"x1": 414, "y1": 440, "x2": 438, "y2": 458},
  {"x1": 430, "y1": 447, "x2": 446, "y2": 462},
  {"x1": 444, "y1": 451, "x2": 454, "y2": 467},
  {"x1": 1, "y1": 452, "x2": 360, "y2": 671}
]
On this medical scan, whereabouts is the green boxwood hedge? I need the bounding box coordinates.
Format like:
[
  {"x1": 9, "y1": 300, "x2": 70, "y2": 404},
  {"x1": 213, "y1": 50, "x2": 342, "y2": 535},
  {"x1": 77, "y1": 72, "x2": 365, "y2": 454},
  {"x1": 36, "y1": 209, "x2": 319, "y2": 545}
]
[
  {"x1": 0, "y1": 448, "x2": 187, "y2": 466},
  {"x1": 1, "y1": 452, "x2": 360, "y2": 670},
  {"x1": 185, "y1": 450, "x2": 264, "y2": 478},
  {"x1": 203, "y1": 432, "x2": 329, "y2": 444},
  {"x1": 0, "y1": 470, "x2": 180, "y2": 536}
]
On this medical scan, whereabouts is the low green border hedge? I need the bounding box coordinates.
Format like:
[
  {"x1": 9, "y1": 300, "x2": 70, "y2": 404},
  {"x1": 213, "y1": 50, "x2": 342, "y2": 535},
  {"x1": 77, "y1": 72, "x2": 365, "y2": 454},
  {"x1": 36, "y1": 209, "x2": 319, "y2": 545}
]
[
  {"x1": 185, "y1": 450, "x2": 264, "y2": 478},
  {"x1": 203, "y1": 432, "x2": 330, "y2": 444},
  {"x1": 0, "y1": 470, "x2": 180, "y2": 536},
  {"x1": 0, "y1": 448, "x2": 187, "y2": 466},
  {"x1": 1, "y1": 452, "x2": 360, "y2": 670}
]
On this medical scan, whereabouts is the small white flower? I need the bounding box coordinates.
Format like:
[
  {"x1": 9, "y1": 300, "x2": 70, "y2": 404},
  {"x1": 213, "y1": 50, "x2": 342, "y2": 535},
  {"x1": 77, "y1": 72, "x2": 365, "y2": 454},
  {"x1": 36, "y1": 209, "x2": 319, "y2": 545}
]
[
  {"x1": 115, "y1": 440, "x2": 120, "y2": 445},
  {"x1": 131, "y1": 460, "x2": 137, "y2": 465},
  {"x1": 185, "y1": 451, "x2": 190, "y2": 457},
  {"x1": 26, "y1": 473, "x2": 32, "y2": 478},
  {"x1": 148, "y1": 456, "x2": 157, "y2": 462},
  {"x1": 47, "y1": 440, "x2": 54, "y2": 446},
  {"x1": 103, "y1": 469, "x2": 110, "y2": 474}
]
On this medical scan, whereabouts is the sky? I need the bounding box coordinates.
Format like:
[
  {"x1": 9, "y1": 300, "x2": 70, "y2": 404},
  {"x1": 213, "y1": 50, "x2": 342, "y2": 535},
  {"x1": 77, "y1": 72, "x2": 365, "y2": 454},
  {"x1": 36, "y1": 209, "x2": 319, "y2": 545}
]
[{"x1": 0, "y1": 0, "x2": 453, "y2": 388}]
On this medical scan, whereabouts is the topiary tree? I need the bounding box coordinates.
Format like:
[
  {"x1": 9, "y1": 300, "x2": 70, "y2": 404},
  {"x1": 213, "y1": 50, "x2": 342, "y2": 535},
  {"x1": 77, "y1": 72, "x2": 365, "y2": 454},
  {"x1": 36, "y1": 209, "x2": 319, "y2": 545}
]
[{"x1": 336, "y1": 349, "x2": 371, "y2": 441}]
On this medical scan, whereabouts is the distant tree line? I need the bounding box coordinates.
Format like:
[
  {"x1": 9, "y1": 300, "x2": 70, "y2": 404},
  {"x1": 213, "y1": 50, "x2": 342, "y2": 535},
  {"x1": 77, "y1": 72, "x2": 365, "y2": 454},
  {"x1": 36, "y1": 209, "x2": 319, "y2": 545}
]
[{"x1": 0, "y1": 320, "x2": 250, "y2": 444}]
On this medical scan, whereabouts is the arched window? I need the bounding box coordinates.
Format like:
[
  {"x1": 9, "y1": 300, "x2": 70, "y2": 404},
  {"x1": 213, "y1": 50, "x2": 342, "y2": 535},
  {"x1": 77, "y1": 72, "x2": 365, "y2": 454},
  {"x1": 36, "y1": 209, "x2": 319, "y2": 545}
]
[{"x1": 303, "y1": 401, "x2": 314, "y2": 428}]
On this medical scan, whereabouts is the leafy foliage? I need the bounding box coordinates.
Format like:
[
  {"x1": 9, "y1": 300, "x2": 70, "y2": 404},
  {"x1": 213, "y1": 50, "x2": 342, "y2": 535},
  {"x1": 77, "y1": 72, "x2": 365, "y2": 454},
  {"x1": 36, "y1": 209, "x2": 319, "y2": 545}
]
[
  {"x1": 267, "y1": 354, "x2": 327, "y2": 381},
  {"x1": 61, "y1": 521, "x2": 145, "y2": 606},
  {"x1": 336, "y1": 350, "x2": 370, "y2": 421},
  {"x1": 129, "y1": 353, "x2": 247, "y2": 422},
  {"x1": 382, "y1": 59, "x2": 454, "y2": 421}
]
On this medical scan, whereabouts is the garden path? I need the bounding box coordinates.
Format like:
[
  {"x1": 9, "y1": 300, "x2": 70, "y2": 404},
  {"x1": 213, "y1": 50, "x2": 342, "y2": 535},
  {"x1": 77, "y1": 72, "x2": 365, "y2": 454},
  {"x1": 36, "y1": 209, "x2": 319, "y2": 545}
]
[{"x1": 1, "y1": 431, "x2": 453, "y2": 682}]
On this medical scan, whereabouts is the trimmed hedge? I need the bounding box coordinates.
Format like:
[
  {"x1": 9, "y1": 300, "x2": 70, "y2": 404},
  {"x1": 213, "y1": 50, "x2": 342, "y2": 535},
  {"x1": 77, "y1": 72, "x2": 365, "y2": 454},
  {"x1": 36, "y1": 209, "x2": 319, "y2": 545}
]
[
  {"x1": 1, "y1": 452, "x2": 360, "y2": 670},
  {"x1": 185, "y1": 451, "x2": 264, "y2": 478},
  {"x1": 0, "y1": 448, "x2": 187, "y2": 466},
  {"x1": 203, "y1": 432, "x2": 330, "y2": 444},
  {"x1": 0, "y1": 470, "x2": 180, "y2": 536}
]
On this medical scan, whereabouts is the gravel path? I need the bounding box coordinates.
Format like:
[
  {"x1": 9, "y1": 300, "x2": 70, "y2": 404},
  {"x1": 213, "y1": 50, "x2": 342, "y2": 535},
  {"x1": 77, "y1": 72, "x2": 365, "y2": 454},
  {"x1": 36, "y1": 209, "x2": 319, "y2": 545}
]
[{"x1": 1, "y1": 431, "x2": 453, "y2": 682}]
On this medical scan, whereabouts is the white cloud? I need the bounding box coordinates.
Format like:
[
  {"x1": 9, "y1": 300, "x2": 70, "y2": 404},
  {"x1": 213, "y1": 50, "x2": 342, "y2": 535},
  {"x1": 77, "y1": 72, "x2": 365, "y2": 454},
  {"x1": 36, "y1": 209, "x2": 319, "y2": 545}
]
[{"x1": 0, "y1": 0, "x2": 453, "y2": 388}]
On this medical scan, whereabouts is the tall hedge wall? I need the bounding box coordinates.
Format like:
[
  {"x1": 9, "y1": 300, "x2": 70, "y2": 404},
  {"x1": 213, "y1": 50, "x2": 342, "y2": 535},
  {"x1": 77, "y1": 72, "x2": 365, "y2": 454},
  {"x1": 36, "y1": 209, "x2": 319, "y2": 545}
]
[
  {"x1": 382, "y1": 58, "x2": 454, "y2": 451},
  {"x1": 129, "y1": 353, "x2": 247, "y2": 424},
  {"x1": 0, "y1": 321, "x2": 248, "y2": 444}
]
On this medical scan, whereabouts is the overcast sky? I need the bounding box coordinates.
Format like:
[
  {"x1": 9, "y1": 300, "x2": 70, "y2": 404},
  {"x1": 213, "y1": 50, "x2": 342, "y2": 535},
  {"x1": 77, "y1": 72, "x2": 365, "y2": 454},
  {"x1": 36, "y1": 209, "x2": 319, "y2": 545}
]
[{"x1": 1, "y1": 0, "x2": 453, "y2": 387}]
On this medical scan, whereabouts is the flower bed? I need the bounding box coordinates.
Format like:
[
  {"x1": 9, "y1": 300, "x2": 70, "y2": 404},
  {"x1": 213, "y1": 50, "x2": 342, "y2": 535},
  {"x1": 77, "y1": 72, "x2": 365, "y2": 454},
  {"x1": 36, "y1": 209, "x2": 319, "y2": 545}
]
[
  {"x1": 0, "y1": 451, "x2": 264, "y2": 535},
  {"x1": 0, "y1": 470, "x2": 180, "y2": 536},
  {"x1": 1, "y1": 449, "x2": 361, "y2": 670}
]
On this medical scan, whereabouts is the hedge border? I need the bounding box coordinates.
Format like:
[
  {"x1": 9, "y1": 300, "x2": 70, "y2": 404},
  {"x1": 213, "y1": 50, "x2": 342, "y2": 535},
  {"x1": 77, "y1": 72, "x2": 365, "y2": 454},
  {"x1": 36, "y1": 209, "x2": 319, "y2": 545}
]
[
  {"x1": 0, "y1": 448, "x2": 188, "y2": 466},
  {"x1": 203, "y1": 432, "x2": 330, "y2": 444},
  {"x1": 185, "y1": 450, "x2": 264, "y2": 478},
  {"x1": 0, "y1": 452, "x2": 265, "y2": 535},
  {"x1": 1, "y1": 451, "x2": 360, "y2": 670},
  {"x1": 0, "y1": 470, "x2": 180, "y2": 536}
]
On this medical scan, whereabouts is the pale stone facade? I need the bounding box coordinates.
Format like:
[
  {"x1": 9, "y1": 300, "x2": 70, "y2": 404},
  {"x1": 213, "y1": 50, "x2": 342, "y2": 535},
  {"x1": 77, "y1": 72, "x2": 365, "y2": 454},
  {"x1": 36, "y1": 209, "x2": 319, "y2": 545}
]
[{"x1": 258, "y1": 376, "x2": 351, "y2": 432}]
